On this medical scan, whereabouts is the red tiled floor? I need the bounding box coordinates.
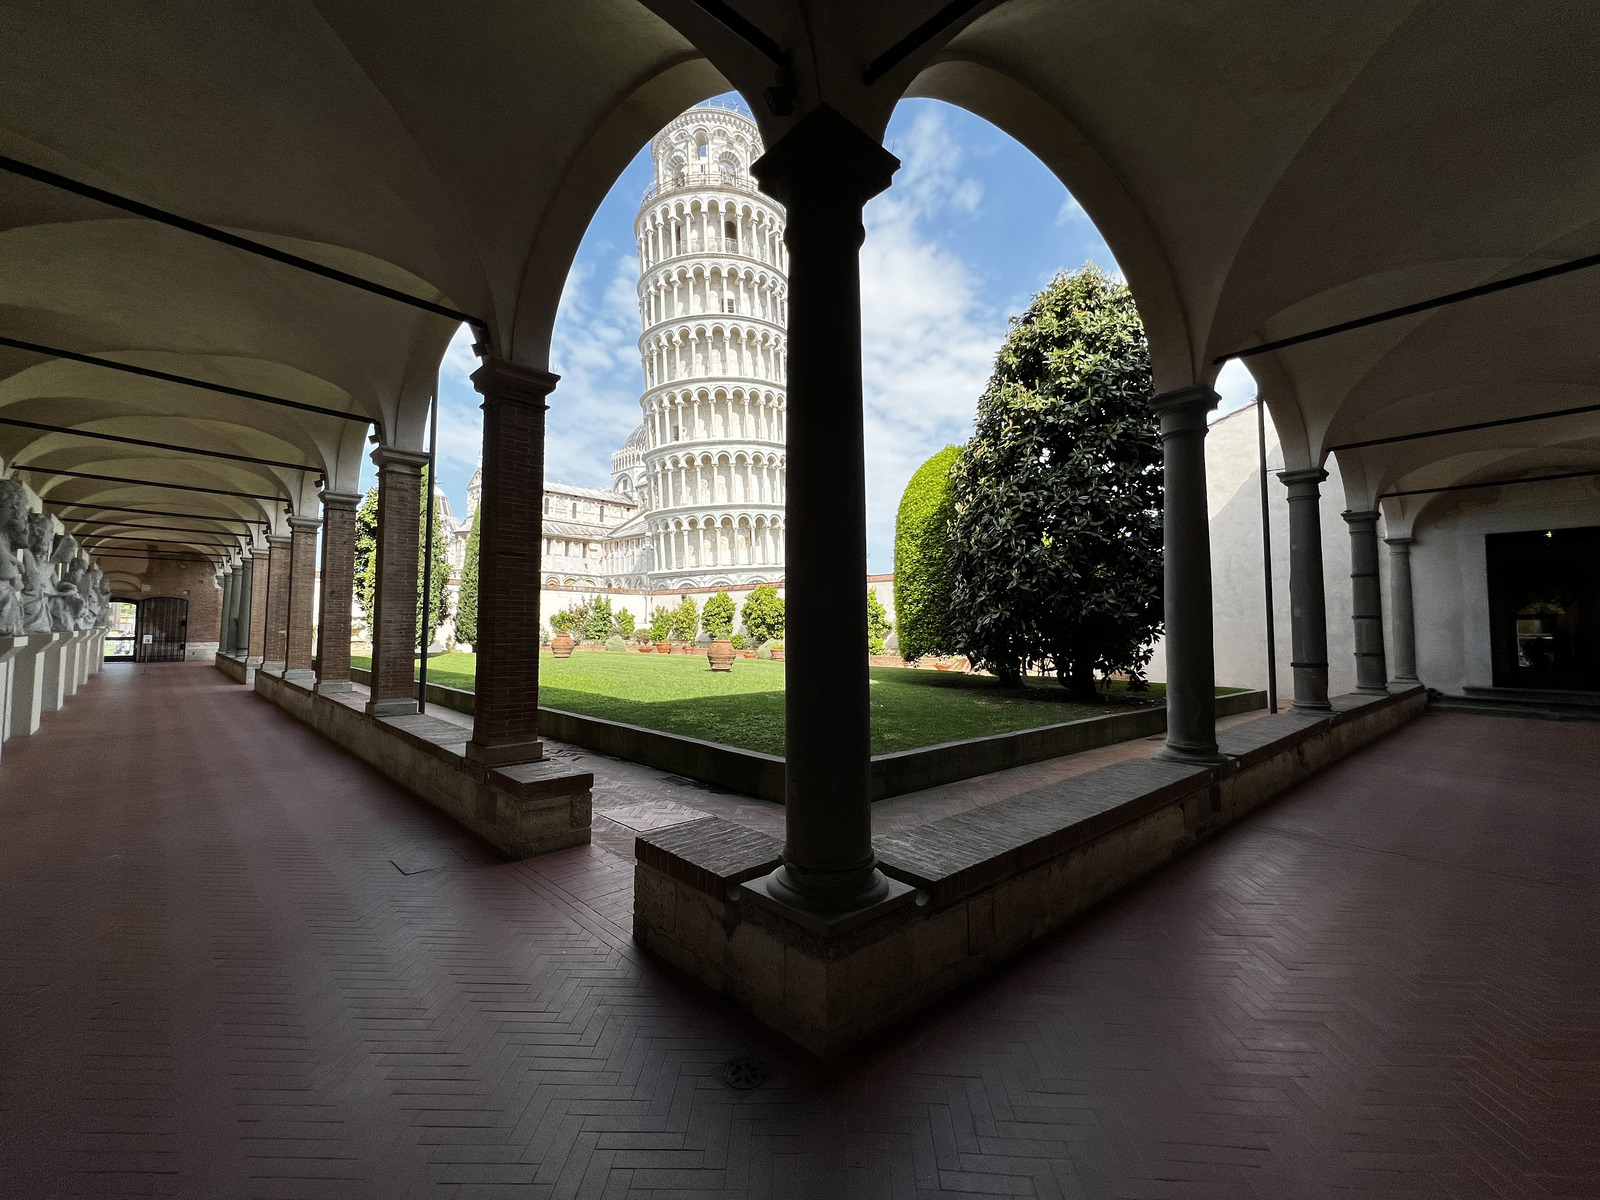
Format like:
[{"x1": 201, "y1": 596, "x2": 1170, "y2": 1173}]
[{"x1": 0, "y1": 662, "x2": 1595, "y2": 1199}]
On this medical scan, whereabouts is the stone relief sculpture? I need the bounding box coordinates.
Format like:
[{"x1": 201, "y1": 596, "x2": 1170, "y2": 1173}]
[
  {"x1": 62, "y1": 550, "x2": 104, "y2": 630},
  {"x1": 46, "y1": 531, "x2": 87, "y2": 632},
  {"x1": 0, "y1": 477, "x2": 29, "y2": 636}
]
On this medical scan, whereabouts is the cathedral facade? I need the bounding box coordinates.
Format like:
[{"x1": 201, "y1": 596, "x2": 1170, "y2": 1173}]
[{"x1": 458, "y1": 101, "x2": 788, "y2": 598}]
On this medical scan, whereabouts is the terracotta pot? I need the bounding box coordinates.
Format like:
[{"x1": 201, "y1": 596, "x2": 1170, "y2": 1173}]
[
  {"x1": 636, "y1": 645, "x2": 653, "y2": 654},
  {"x1": 707, "y1": 637, "x2": 735, "y2": 672},
  {"x1": 551, "y1": 631, "x2": 574, "y2": 659},
  {"x1": 934, "y1": 661, "x2": 953, "y2": 671},
  {"x1": 653, "y1": 642, "x2": 670, "y2": 654},
  {"x1": 740, "y1": 650, "x2": 756, "y2": 659},
  {"x1": 770, "y1": 649, "x2": 785, "y2": 662}
]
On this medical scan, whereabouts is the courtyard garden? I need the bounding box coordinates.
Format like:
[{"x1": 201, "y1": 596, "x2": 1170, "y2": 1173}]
[{"x1": 350, "y1": 650, "x2": 1198, "y2": 757}]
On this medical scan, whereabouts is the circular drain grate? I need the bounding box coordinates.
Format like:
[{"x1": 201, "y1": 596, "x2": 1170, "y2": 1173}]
[{"x1": 719, "y1": 1055, "x2": 768, "y2": 1091}]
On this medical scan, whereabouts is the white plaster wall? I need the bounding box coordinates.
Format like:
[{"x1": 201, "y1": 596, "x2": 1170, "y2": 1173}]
[
  {"x1": 1147, "y1": 402, "x2": 1358, "y2": 696},
  {"x1": 1406, "y1": 478, "x2": 1600, "y2": 695}
]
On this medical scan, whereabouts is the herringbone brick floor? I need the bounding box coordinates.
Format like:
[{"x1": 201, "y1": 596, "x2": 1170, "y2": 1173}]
[{"x1": 0, "y1": 664, "x2": 1594, "y2": 1199}]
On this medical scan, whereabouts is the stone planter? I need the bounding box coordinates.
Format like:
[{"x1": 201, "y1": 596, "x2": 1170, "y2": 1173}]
[
  {"x1": 551, "y1": 632, "x2": 575, "y2": 659},
  {"x1": 654, "y1": 642, "x2": 671, "y2": 654},
  {"x1": 707, "y1": 638, "x2": 735, "y2": 672}
]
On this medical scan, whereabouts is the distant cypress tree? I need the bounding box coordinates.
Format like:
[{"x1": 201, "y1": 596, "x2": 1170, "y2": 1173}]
[
  {"x1": 455, "y1": 507, "x2": 480, "y2": 648},
  {"x1": 354, "y1": 485, "x2": 379, "y2": 630}
]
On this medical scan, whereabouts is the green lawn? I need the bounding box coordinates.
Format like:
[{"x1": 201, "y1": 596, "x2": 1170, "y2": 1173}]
[{"x1": 354, "y1": 650, "x2": 1186, "y2": 756}]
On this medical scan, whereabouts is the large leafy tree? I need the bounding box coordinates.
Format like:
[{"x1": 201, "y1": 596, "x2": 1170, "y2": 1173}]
[
  {"x1": 702, "y1": 590, "x2": 736, "y2": 640},
  {"x1": 740, "y1": 584, "x2": 784, "y2": 644},
  {"x1": 893, "y1": 445, "x2": 961, "y2": 660},
  {"x1": 454, "y1": 508, "x2": 480, "y2": 647},
  {"x1": 352, "y1": 471, "x2": 453, "y2": 650},
  {"x1": 949, "y1": 266, "x2": 1163, "y2": 698}
]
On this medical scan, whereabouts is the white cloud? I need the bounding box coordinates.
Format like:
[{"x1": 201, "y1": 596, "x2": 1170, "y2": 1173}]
[{"x1": 861, "y1": 107, "x2": 1004, "y2": 572}]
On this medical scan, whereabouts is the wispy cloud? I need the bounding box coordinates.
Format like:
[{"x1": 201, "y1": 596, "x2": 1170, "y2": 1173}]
[{"x1": 862, "y1": 107, "x2": 1006, "y2": 572}]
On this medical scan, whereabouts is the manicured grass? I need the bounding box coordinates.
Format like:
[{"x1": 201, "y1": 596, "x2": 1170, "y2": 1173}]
[{"x1": 354, "y1": 649, "x2": 1182, "y2": 756}]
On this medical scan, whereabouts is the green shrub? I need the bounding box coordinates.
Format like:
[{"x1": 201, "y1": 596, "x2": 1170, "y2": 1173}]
[
  {"x1": 455, "y1": 508, "x2": 480, "y2": 647},
  {"x1": 730, "y1": 633, "x2": 746, "y2": 650},
  {"x1": 649, "y1": 607, "x2": 672, "y2": 642},
  {"x1": 756, "y1": 638, "x2": 784, "y2": 660},
  {"x1": 604, "y1": 634, "x2": 626, "y2": 653},
  {"x1": 741, "y1": 584, "x2": 784, "y2": 644},
  {"x1": 893, "y1": 445, "x2": 961, "y2": 661},
  {"x1": 755, "y1": 644, "x2": 770, "y2": 660},
  {"x1": 615, "y1": 608, "x2": 636, "y2": 640},
  {"x1": 866, "y1": 587, "x2": 892, "y2": 655},
  {"x1": 668, "y1": 595, "x2": 699, "y2": 642},
  {"x1": 585, "y1": 596, "x2": 613, "y2": 643},
  {"x1": 702, "y1": 590, "x2": 736, "y2": 639}
]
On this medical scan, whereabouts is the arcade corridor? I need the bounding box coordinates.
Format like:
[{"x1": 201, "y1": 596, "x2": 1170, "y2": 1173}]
[{"x1": 0, "y1": 663, "x2": 1593, "y2": 1198}]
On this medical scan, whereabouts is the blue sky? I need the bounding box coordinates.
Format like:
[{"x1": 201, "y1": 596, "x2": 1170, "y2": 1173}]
[{"x1": 400, "y1": 98, "x2": 1257, "y2": 571}]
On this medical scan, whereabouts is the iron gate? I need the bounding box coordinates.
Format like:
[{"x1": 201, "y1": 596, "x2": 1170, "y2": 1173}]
[{"x1": 135, "y1": 596, "x2": 188, "y2": 662}]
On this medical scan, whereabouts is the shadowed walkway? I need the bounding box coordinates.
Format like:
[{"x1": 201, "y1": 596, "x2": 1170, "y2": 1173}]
[{"x1": 1, "y1": 663, "x2": 1594, "y2": 1198}]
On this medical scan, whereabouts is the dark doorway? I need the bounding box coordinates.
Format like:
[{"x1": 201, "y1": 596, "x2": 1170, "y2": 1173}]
[
  {"x1": 135, "y1": 596, "x2": 189, "y2": 663},
  {"x1": 1487, "y1": 525, "x2": 1600, "y2": 690}
]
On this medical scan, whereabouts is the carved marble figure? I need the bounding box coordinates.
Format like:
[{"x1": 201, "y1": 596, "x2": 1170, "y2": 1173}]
[{"x1": 0, "y1": 477, "x2": 29, "y2": 636}]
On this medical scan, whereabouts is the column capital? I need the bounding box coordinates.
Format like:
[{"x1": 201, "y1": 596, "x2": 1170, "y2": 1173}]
[
  {"x1": 286, "y1": 515, "x2": 322, "y2": 533},
  {"x1": 1383, "y1": 535, "x2": 1414, "y2": 548},
  {"x1": 1277, "y1": 466, "x2": 1329, "y2": 494},
  {"x1": 471, "y1": 357, "x2": 558, "y2": 408},
  {"x1": 265, "y1": 533, "x2": 292, "y2": 547},
  {"x1": 370, "y1": 446, "x2": 429, "y2": 473},
  {"x1": 1149, "y1": 385, "x2": 1219, "y2": 437},
  {"x1": 752, "y1": 104, "x2": 900, "y2": 213},
  {"x1": 319, "y1": 489, "x2": 363, "y2": 511},
  {"x1": 1341, "y1": 508, "x2": 1381, "y2": 528}
]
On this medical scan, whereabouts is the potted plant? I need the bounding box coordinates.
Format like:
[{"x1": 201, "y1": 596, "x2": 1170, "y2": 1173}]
[
  {"x1": 707, "y1": 637, "x2": 735, "y2": 671},
  {"x1": 767, "y1": 639, "x2": 785, "y2": 662},
  {"x1": 649, "y1": 607, "x2": 672, "y2": 652},
  {"x1": 551, "y1": 629, "x2": 575, "y2": 658}
]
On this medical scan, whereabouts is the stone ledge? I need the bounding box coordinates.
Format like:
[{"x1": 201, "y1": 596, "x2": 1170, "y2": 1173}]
[
  {"x1": 348, "y1": 665, "x2": 1265, "y2": 803},
  {"x1": 252, "y1": 669, "x2": 590, "y2": 859},
  {"x1": 633, "y1": 685, "x2": 1427, "y2": 1055}
]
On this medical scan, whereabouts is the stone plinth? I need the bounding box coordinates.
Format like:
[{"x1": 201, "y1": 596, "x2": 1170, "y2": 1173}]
[
  {"x1": 634, "y1": 686, "x2": 1427, "y2": 1055},
  {"x1": 4, "y1": 634, "x2": 57, "y2": 739}
]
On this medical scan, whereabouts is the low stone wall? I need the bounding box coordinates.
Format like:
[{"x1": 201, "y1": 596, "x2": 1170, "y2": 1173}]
[
  {"x1": 252, "y1": 668, "x2": 592, "y2": 859},
  {"x1": 633, "y1": 687, "x2": 1426, "y2": 1054},
  {"x1": 347, "y1": 665, "x2": 1264, "y2": 802},
  {"x1": 213, "y1": 652, "x2": 254, "y2": 685}
]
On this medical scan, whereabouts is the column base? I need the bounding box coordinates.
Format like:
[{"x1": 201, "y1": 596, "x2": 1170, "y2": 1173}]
[
  {"x1": 1390, "y1": 675, "x2": 1421, "y2": 687},
  {"x1": 367, "y1": 696, "x2": 420, "y2": 717},
  {"x1": 260, "y1": 660, "x2": 286, "y2": 677},
  {"x1": 1155, "y1": 742, "x2": 1227, "y2": 767},
  {"x1": 1291, "y1": 700, "x2": 1334, "y2": 712},
  {"x1": 761, "y1": 862, "x2": 893, "y2": 914},
  {"x1": 465, "y1": 738, "x2": 545, "y2": 767},
  {"x1": 742, "y1": 867, "x2": 913, "y2": 935},
  {"x1": 314, "y1": 678, "x2": 354, "y2": 694},
  {"x1": 1354, "y1": 685, "x2": 1391, "y2": 696},
  {"x1": 284, "y1": 668, "x2": 317, "y2": 687}
]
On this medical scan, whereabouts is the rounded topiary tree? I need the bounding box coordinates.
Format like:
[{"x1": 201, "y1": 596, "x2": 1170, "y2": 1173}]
[
  {"x1": 893, "y1": 445, "x2": 961, "y2": 661},
  {"x1": 949, "y1": 265, "x2": 1163, "y2": 698},
  {"x1": 740, "y1": 584, "x2": 784, "y2": 644},
  {"x1": 702, "y1": 590, "x2": 736, "y2": 640}
]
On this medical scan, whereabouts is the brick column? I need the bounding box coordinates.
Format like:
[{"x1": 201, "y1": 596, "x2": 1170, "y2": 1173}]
[
  {"x1": 246, "y1": 546, "x2": 268, "y2": 668},
  {"x1": 466, "y1": 359, "x2": 557, "y2": 766},
  {"x1": 315, "y1": 491, "x2": 361, "y2": 693},
  {"x1": 284, "y1": 515, "x2": 320, "y2": 685},
  {"x1": 261, "y1": 533, "x2": 292, "y2": 673},
  {"x1": 366, "y1": 447, "x2": 427, "y2": 717}
]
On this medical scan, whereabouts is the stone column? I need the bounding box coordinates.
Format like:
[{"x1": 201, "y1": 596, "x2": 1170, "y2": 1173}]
[
  {"x1": 218, "y1": 566, "x2": 237, "y2": 653},
  {"x1": 235, "y1": 554, "x2": 254, "y2": 658},
  {"x1": 1342, "y1": 509, "x2": 1388, "y2": 693},
  {"x1": 284, "y1": 515, "x2": 320, "y2": 685},
  {"x1": 366, "y1": 446, "x2": 427, "y2": 717},
  {"x1": 1152, "y1": 385, "x2": 1225, "y2": 763},
  {"x1": 1385, "y1": 536, "x2": 1420, "y2": 683},
  {"x1": 1277, "y1": 468, "x2": 1332, "y2": 710},
  {"x1": 246, "y1": 545, "x2": 269, "y2": 669},
  {"x1": 466, "y1": 359, "x2": 557, "y2": 766},
  {"x1": 750, "y1": 105, "x2": 898, "y2": 912},
  {"x1": 261, "y1": 533, "x2": 293, "y2": 673},
  {"x1": 315, "y1": 491, "x2": 361, "y2": 693}
]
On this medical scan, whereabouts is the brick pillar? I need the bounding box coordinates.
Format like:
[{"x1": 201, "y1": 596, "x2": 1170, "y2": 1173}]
[
  {"x1": 284, "y1": 515, "x2": 320, "y2": 685},
  {"x1": 315, "y1": 491, "x2": 361, "y2": 693},
  {"x1": 246, "y1": 545, "x2": 269, "y2": 667},
  {"x1": 261, "y1": 533, "x2": 292, "y2": 672},
  {"x1": 366, "y1": 447, "x2": 427, "y2": 717},
  {"x1": 465, "y1": 359, "x2": 557, "y2": 766}
]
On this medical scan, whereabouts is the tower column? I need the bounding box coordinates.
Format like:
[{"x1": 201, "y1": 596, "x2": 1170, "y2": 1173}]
[{"x1": 751, "y1": 105, "x2": 898, "y2": 913}]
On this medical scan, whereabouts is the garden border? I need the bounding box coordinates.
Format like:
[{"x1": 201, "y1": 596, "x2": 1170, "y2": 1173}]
[{"x1": 348, "y1": 666, "x2": 1264, "y2": 802}]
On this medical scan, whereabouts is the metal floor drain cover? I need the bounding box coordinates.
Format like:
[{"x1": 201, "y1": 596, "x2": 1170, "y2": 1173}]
[{"x1": 719, "y1": 1055, "x2": 767, "y2": 1090}]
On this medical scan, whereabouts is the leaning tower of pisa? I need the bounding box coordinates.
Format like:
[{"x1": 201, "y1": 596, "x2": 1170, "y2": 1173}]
[{"x1": 633, "y1": 100, "x2": 787, "y2": 589}]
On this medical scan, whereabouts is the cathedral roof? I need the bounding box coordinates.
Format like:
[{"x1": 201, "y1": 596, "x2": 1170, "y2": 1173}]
[
  {"x1": 622, "y1": 423, "x2": 646, "y2": 451},
  {"x1": 544, "y1": 480, "x2": 638, "y2": 506}
]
